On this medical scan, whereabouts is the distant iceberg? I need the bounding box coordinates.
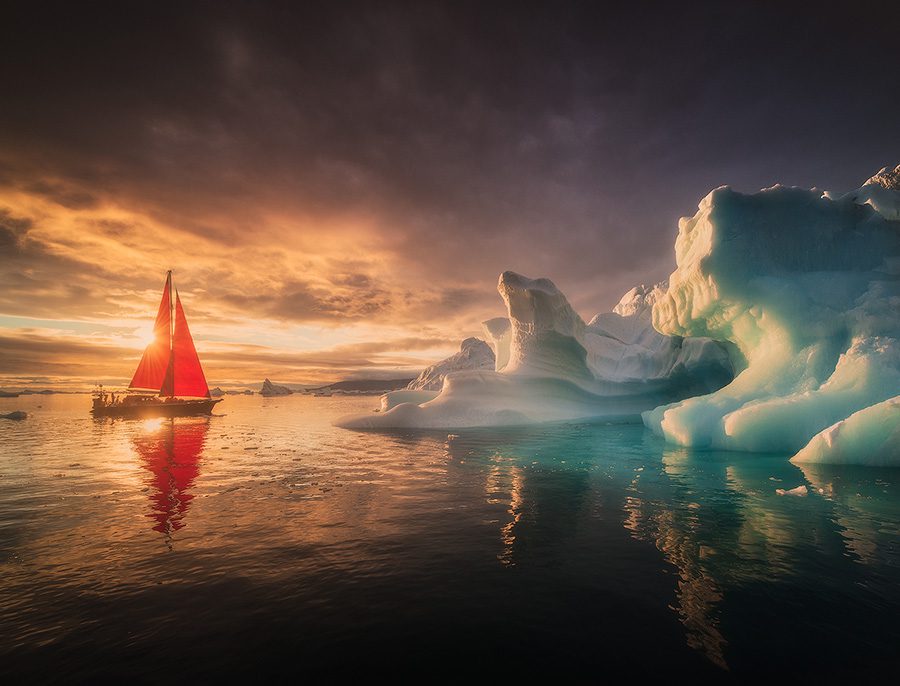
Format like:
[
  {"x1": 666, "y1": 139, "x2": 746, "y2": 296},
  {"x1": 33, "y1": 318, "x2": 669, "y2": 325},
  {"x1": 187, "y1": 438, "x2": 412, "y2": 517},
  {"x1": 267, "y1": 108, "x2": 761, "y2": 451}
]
[
  {"x1": 337, "y1": 272, "x2": 733, "y2": 429},
  {"x1": 260, "y1": 378, "x2": 293, "y2": 396},
  {"x1": 643, "y1": 166, "x2": 900, "y2": 465}
]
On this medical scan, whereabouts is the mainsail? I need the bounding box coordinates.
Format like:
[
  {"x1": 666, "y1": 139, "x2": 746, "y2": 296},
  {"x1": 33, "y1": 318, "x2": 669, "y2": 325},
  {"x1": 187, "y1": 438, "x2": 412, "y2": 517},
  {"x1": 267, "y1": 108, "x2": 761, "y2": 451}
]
[
  {"x1": 129, "y1": 273, "x2": 172, "y2": 392},
  {"x1": 129, "y1": 272, "x2": 211, "y2": 398}
]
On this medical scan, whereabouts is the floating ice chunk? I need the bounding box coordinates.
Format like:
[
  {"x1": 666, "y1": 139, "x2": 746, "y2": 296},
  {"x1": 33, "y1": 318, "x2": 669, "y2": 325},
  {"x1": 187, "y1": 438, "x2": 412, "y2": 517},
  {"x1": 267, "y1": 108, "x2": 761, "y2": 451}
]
[
  {"x1": 791, "y1": 396, "x2": 900, "y2": 467},
  {"x1": 776, "y1": 485, "x2": 808, "y2": 497}
]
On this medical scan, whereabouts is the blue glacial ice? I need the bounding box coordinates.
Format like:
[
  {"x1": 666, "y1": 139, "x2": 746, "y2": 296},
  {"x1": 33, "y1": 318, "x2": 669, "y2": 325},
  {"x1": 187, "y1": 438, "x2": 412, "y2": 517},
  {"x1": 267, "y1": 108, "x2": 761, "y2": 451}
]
[{"x1": 642, "y1": 166, "x2": 900, "y2": 464}]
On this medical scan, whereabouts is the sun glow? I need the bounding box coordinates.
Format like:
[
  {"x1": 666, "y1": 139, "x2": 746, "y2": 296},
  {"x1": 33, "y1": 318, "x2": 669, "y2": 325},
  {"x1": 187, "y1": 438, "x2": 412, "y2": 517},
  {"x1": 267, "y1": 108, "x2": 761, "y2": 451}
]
[{"x1": 136, "y1": 324, "x2": 157, "y2": 349}]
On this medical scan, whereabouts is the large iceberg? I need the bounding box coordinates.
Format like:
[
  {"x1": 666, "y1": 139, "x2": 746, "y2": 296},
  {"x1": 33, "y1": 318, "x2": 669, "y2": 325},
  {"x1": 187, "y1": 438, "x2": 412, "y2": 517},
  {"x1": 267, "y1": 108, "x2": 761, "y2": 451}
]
[
  {"x1": 337, "y1": 272, "x2": 733, "y2": 429},
  {"x1": 642, "y1": 168, "x2": 900, "y2": 463}
]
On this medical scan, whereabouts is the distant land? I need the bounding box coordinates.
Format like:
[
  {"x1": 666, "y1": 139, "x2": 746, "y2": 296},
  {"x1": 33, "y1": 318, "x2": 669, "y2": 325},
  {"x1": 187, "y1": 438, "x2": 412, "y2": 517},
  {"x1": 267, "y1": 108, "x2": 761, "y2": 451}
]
[
  {"x1": 0, "y1": 377, "x2": 417, "y2": 398},
  {"x1": 308, "y1": 378, "x2": 414, "y2": 394},
  {"x1": 0, "y1": 389, "x2": 75, "y2": 396}
]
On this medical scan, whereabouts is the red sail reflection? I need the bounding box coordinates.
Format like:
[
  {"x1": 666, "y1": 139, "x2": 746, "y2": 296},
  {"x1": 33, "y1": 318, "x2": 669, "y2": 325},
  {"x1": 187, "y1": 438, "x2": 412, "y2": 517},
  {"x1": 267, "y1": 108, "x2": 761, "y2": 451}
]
[{"x1": 132, "y1": 418, "x2": 209, "y2": 536}]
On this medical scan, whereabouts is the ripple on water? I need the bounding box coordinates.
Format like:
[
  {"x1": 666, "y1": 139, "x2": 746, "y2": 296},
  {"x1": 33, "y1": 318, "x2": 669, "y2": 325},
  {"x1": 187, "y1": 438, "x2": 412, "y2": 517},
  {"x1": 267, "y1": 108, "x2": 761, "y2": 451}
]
[{"x1": 0, "y1": 394, "x2": 899, "y2": 679}]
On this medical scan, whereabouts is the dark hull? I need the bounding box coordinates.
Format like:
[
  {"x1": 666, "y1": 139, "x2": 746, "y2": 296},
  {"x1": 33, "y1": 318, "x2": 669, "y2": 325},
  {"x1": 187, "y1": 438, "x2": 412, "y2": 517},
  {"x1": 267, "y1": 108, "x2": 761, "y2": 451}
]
[{"x1": 92, "y1": 398, "x2": 222, "y2": 418}]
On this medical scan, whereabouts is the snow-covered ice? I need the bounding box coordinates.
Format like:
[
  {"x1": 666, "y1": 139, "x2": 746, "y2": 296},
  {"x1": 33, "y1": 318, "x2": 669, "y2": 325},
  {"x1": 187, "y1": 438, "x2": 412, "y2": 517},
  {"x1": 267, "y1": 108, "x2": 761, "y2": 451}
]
[
  {"x1": 337, "y1": 272, "x2": 733, "y2": 429},
  {"x1": 643, "y1": 171, "x2": 900, "y2": 463},
  {"x1": 791, "y1": 396, "x2": 900, "y2": 467},
  {"x1": 338, "y1": 165, "x2": 900, "y2": 464},
  {"x1": 406, "y1": 337, "x2": 495, "y2": 391}
]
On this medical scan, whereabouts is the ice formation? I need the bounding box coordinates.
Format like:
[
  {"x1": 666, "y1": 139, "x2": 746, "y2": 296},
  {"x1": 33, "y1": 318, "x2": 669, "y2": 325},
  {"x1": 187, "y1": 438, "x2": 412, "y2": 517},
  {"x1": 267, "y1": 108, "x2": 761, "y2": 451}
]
[
  {"x1": 260, "y1": 378, "x2": 293, "y2": 396},
  {"x1": 339, "y1": 165, "x2": 899, "y2": 463},
  {"x1": 481, "y1": 317, "x2": 511, "y2": 371},
  {"x1": 337, "y1": 272, "x2": 733, "y2": 429},
  {"x1": 791, "y1": 396, "x2": 900, "y2": 467},
  {"x1": 833, "y1": 164, "x2": 900, "y2": 221},
  {"x1": 380, "y1": 389, "x2": 439, "y2": 411},
  {"x1": 643, "y1": 171, "x2": 900, "y2": 463},
  {"x1": 406, "y1": 337, "x2": 495, "y2": 391}
]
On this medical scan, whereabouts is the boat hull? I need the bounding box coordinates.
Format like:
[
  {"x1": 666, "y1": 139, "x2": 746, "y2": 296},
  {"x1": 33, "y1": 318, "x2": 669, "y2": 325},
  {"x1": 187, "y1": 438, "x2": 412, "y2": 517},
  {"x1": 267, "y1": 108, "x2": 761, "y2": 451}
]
[{"x1": 91, "y1": 398, "x2": 222, "y2": 419}]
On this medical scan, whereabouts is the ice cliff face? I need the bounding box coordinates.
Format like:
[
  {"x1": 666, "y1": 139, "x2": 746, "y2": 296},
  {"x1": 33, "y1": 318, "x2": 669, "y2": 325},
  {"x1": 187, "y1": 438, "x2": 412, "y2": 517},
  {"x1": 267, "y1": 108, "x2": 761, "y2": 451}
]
[
  {"x1": 407, "y1": 337, "x2": 495, "y2": 391},
  {"x1": 643, "y1": 177, "x2": 900, "y2": 462},
  {"x1": 337, "y1": 272, "x2": 734, "y2": 429},
  {"x1": 481, "y1": 317, "x2": 512, "y2": 371}
]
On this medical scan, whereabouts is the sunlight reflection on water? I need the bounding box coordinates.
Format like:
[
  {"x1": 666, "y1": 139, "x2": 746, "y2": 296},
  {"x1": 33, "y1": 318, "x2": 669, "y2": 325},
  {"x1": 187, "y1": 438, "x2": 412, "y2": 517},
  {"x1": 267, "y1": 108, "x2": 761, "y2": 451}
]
[{"x1": 0, "y1": 393, "x2": 898, "y2": 679}]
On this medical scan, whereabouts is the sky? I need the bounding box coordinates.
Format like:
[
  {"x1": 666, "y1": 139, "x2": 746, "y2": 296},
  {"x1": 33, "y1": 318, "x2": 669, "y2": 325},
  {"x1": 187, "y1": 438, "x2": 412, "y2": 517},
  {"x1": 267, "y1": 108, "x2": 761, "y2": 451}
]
[{"x1": 1, "y1": 1, "x2": 898, "y2": 389}]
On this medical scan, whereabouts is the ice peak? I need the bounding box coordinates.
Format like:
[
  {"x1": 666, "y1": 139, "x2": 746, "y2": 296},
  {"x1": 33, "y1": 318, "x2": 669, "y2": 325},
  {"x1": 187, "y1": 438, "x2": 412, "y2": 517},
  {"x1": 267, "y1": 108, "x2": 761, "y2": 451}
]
[
  {"x1": 863, "y1": 164, "x2": 900, "y2": 191},
  {"x1": 612, "y1": 282, "x2": 668, "y2": 318},
  {"x1": 838, "y1": 163, "x2": 900, "y2": 221}
]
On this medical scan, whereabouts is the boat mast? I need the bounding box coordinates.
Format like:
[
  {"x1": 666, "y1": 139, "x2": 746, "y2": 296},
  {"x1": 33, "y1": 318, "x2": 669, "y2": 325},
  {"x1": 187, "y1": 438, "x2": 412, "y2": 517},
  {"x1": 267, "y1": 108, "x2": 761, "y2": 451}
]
[{"x1": 168, "y1": 269, "x2": 175, "y2": 398}]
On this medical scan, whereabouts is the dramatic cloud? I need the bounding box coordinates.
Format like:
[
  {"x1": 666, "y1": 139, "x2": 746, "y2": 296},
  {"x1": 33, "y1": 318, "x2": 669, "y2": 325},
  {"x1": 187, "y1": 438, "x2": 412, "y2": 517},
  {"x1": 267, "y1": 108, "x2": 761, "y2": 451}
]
[{"x1": 0, "y1": 1, "x2": 897, "y2": 386}]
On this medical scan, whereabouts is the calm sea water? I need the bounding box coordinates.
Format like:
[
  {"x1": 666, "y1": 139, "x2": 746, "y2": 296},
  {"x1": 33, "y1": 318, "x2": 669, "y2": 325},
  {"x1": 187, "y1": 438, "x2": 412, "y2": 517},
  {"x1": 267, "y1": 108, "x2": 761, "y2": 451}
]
[{"x1": 1, "y1": 394, "x2": 898, "y2": 680}]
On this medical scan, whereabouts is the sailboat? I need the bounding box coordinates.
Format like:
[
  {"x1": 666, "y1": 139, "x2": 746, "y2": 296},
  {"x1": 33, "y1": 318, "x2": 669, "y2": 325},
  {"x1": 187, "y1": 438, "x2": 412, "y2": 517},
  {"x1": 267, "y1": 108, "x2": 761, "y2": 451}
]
[{"x1": 91, "y1": 271, "x2": 222, "y2": 418}]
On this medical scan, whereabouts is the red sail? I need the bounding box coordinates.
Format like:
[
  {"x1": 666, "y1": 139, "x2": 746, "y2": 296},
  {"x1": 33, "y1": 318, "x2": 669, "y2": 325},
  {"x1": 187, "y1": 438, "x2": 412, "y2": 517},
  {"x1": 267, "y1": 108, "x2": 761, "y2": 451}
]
[
  {"x1": 129, "y1": 274, "x2": 172, "y2": 392},
  {"x1": 161, "y1": 291, "x2": 211, "y2": 398}
]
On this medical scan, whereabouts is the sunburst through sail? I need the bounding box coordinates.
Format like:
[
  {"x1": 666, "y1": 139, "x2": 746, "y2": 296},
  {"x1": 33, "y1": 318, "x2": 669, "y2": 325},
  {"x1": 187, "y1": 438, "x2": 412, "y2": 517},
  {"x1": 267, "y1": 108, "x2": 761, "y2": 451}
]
[{"x1": 92, "y1": 272, "x2": 220, "y2": 418}]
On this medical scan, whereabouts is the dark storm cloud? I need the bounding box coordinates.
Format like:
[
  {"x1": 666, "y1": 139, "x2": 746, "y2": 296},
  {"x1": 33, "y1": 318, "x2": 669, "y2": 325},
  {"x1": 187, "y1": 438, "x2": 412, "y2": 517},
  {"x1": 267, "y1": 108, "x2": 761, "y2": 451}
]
[
  {"x1": 1, "y1": 0, "x2": 898, "y2": 320},
  {"x1": 218, "y1": 278, "x2": 392, "y2": 322},
  {"x1": 0, "y1": 207, "x2": 128, "y2": 319}
]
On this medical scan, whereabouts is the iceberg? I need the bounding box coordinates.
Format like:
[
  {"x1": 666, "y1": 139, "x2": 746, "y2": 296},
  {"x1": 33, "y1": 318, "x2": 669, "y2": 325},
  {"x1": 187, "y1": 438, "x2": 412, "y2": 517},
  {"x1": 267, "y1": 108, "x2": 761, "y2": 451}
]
[
  {"x1": 642, "y1": 169, "x2": 900, "y2": 461},
  {"x1": 337, "y1": 272, "x2": 734, "y2": 429},
  {"x1": 260, "y1": 378, "x2": 293, "y2": 396}
]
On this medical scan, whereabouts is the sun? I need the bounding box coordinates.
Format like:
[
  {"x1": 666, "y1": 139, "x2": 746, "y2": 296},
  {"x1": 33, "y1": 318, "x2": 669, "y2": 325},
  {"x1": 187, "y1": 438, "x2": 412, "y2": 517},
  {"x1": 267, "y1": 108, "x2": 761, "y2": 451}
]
[{"x1": 136, "y1": 324, "x2": 158, "y2": 349}]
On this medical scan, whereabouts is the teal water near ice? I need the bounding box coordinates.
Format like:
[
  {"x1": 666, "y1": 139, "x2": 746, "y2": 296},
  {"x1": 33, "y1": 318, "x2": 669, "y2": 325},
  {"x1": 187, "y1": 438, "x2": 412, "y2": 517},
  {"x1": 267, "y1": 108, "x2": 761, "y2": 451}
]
[{"x1": 1, "y1": 394, "x2": 898, "y2": 679}]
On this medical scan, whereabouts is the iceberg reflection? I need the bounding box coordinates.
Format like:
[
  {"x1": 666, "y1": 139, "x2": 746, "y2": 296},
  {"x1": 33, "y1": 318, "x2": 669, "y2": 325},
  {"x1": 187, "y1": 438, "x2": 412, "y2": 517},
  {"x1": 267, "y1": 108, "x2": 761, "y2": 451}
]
[{"x1": 437, "y1": 422, "x2": 900, "y2": 670}]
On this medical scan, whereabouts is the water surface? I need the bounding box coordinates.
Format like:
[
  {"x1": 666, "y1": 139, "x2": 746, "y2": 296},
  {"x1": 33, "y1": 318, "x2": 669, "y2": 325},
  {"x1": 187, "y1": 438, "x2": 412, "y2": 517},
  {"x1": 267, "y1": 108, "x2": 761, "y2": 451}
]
[{"x1": 1, "y1": 394, "x2": 898, "y2": 680}]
